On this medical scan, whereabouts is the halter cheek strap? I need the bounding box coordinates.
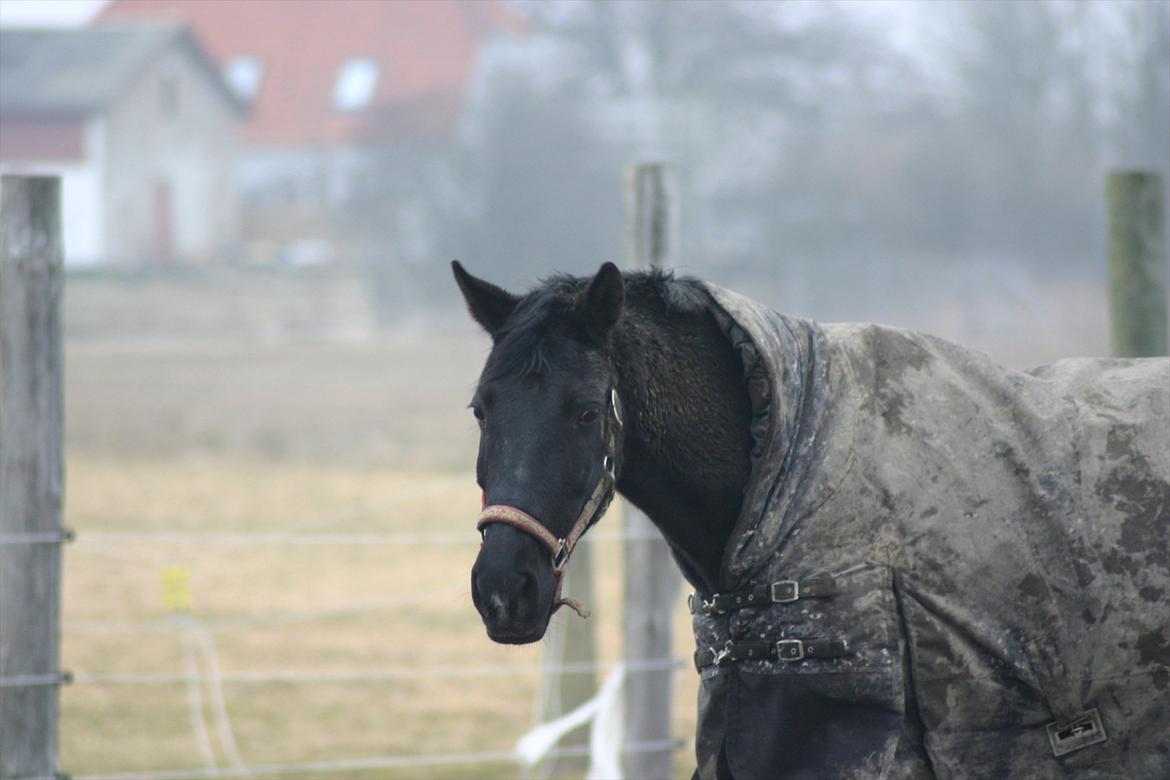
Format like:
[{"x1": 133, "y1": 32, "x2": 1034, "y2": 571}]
[{"x1": 476, "y1": 387, "x2": 623, "y2": 618}]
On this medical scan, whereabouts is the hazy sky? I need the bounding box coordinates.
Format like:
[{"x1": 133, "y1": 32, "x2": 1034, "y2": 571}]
[
  {"x1": 0, "y1": 0, "x2": 927, "y2": 50},
  {"x1": 0, "y1": 0, "x2": 109, "y2": 27}
]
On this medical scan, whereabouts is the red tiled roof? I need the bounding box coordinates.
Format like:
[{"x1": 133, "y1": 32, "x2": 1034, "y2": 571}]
[{"x1": 98, "y1": 0, "x2": 524, "y2": 147}]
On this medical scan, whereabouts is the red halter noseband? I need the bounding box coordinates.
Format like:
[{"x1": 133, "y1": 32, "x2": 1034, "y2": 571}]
[{"x1": 476, "y1": 387, "x2": 623, "y2": 618}]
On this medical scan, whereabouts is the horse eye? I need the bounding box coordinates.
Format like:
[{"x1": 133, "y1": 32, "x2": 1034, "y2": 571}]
[
  {"x1": 578, "y1": 408, "x2": 600, "y2": 424},
  {"x1": 472, "y1": 406, "x2": 485, "y2": 423}
]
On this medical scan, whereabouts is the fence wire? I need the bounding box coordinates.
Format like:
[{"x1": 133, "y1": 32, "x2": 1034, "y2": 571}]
[
  {"x1": 65, "y1": 658, "x2": 683, "y2": 685},
  {"x1": 70, "y1": 529, "x2": 663, "y2": 545},
  {"x1": 60, "y1": 740, "x2": 687, "y2": 780},
  {"x1": 63, "y1": 583, "x2": 469, "y2": 634},
  {"x1": 36, "y1": 508, "x2": 687, "y2": 778}
]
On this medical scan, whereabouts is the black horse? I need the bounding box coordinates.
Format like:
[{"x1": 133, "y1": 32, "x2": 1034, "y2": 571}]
[{"x1": 454, "y1": 261, "x2": 1169, "y2": 779}]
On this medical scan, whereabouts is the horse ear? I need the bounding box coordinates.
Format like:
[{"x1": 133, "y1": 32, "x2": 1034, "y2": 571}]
[
  {"x1": 452, "y1": 260, "x2": 519, "y2": 335},
  {"x1": 578, "y1": 262, "x2": 625, "y2": 342}
]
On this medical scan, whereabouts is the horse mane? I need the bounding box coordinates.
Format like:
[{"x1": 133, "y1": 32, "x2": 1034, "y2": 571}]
[{"x1": 480, "y1": 268, "x2": 708, "y2": 384}]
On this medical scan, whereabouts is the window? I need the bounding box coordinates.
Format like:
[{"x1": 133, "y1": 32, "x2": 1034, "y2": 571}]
[
  {"x1": 224, "y1": 56, "x2": 264, "y2": 104},
  {"x1": 332, "y1": 58, "x2": 379, "y2": 111}
]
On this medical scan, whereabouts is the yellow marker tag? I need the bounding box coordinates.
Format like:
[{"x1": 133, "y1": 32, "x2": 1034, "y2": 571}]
[{"x1": 163, "y1": 566, "x2": 192, "y2": 612}]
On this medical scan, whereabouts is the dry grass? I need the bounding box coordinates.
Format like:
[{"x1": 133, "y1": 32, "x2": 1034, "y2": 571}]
[
  {"x1": 61, "y1": 458, "x2": 698, "y2": 779},
  {"x1": 65, "y1": 331, "x2": 487, "y2": 468}
]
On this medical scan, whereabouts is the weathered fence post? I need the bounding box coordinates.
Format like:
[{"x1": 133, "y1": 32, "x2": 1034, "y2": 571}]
[
  {"x1": 531, "y1": 554, "x2": 597, "y2": 777},
  {"x1": 1107, "y1": 171, "x2": 1168, "y2": 357},
  {"x1": 622, "y1": 163, "x2": 682, "y2": 780},
  {"x1": 0, "y1": 176, "x2": 66, "y2": 780}
]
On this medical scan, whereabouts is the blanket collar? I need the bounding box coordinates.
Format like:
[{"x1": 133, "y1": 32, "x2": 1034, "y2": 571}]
[{"x1": 702, "y1": 284, "x2": 859, "y2": 591}]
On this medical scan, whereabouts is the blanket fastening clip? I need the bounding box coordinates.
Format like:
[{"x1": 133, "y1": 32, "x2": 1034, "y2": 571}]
[{"x1": 711, "y1": 641, "x2": 733, "y2": 667}]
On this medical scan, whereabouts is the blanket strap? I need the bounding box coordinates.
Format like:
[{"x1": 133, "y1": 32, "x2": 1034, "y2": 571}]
[
  {"x1": 687, "y1": 573, "x2": 837, "y2": 615},
  {"x1": 695, "y1": 636, "x2": 849, "y2": 670}
]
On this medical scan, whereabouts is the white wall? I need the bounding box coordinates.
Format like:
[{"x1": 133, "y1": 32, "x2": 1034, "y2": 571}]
[
  {"x1": 101, "y1": 43, "x2": 241, "y2": 265},
  {"x1": 0, "y1": 119, "x2": 106, "y2": 267}
]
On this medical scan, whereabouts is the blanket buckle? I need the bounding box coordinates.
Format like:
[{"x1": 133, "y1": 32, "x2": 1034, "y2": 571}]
[
  {"x1": 770, "y1": 580, "x2": 799, "y2": 604},
  {"x1": 775, "y1": 638, "x2": 805, "y2": 662},
  {"x1": 1046, "y1": 708, "x2": 1106, "y2": 757}
]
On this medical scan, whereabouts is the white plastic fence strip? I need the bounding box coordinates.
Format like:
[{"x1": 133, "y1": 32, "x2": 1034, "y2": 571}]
[
  {"x1": 188, "y1": 620, "x2": 251, "y2": 777},
  {"x1": 179, "y1": 618, "x2": 218, "y2": 776},
  {"x1": 515, "y1": 663, "x2": 627, "y2": 779},
  {"x1": 587, "y1": 665, "x2": 627, "y2": 780}
]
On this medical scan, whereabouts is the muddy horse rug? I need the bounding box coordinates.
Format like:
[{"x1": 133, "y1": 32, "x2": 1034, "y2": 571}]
[{"x1": 692, "y1": 284, "x2": 1169, "y2": 779}]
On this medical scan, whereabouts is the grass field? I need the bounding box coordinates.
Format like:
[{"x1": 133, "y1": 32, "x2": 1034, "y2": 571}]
[
  {"x1": 58, "y1": 270, "x2": 698, "y2": 780},
  {"x1": 61, "y1": 458, "x2": 698, "y2": 779}
]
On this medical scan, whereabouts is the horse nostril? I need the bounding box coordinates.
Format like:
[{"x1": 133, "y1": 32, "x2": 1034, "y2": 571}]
[
  {"x1": 510, "y1": 571, "x2": 527, "y2": 594},
  {"x1": 508, "y1": 571, "x2": 539, "y2": 617},
  {"x1": 470, "y1": 570, "x2": 482, "y2": 608},
  {"x1": 475, "y1": 570, "x2": 536, "y2": 619},
  {"x1": 493, "y1": 571, "x2": 521, "y2": 606}
]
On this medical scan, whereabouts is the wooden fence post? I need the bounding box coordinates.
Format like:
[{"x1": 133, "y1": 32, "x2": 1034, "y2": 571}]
[
  {"x1": 622, "y1": 163, "x2": 682, "y2": 780},
  {"x1": 531, "y1": 550, "x2": 597, "y2": 778},
  {"x1": 0, "y1": 176, "x2": 66, "y2": 780},
  {"x1": 1108, "y1": 171, "x2": 1168, "y2": 357}
]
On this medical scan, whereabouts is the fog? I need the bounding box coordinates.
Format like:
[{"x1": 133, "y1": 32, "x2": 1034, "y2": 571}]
[
  {"x1": 351, "y1": 0, "x2": 1169, "y2": 362},
  {"x1": 4, "y1": 0, "x2": 1167, "y2": 364},
  {"x1": 3, "y1": 3, "x2": 1169, "y2": 777}
]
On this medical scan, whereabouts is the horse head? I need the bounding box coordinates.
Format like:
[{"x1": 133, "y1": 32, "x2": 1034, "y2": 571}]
[{"x1": 453, "y1": 260, "x2": 625, "y2": 644}]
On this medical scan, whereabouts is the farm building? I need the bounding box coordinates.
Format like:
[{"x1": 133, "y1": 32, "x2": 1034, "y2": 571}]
[
  {"x1": 0, "y1": 24, "x2": 243, "y2": 267},
  {"x1": 97, "y1": 0, "x2": 525, "y2": 265}
]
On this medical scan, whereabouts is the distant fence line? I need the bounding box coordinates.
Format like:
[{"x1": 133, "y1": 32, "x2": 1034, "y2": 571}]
[
  {"x1": 57, "y1": 658, "x2": 686, "y2": 686},
  {"x1": 2, "y1": 659, "x2": 684, "y2": 690},
  {"x1": 63, "y1": 583, "x2": 470, "y2": 634},
  {"x1": 46, "y1": 740, "x2": 688, "y2": 780},
  {"x1": 0, "y1": 517, "x2": 689, "y2": 779},
  {"x1": 2, "y1": 529, "x2": 666, "y2": 546}
]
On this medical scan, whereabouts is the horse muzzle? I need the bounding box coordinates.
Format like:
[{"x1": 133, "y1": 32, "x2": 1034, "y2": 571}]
[{"x1": 471, "y1": 526, "x2": 555, "y2": 644}]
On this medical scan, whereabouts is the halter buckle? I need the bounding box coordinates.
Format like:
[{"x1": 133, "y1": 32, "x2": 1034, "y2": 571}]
[
  {"x1": 551, "y1": 540, "x2": 569, "y2": 571},
  {"x1": 711, "y1": 641, "x2": 732, "y2": 667}
]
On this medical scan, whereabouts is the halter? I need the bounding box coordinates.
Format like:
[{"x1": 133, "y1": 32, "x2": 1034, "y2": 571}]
[{"x1": 476, "y1": 386, "x2": 623, "y2": 618}]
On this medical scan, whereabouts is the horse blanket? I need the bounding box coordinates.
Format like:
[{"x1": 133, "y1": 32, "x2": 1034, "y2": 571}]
[{"x1": 691, "y1": 284, "x2": 1170, "y2": 779}]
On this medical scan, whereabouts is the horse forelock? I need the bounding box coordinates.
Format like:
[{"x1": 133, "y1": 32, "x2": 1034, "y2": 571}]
[
  {"x1": 480, "y1": 280, "x2": 577, "y2": 384},
  {"x1": 478, "y1": 269, "x2": 706, "y2": 385}
]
